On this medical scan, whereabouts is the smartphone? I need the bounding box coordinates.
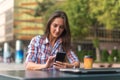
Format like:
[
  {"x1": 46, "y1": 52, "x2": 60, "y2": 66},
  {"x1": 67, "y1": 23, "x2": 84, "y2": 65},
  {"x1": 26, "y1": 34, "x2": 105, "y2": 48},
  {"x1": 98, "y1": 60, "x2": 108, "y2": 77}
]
[{"x1": 55, "y1": 52, "x2": 66, "y2": 62}]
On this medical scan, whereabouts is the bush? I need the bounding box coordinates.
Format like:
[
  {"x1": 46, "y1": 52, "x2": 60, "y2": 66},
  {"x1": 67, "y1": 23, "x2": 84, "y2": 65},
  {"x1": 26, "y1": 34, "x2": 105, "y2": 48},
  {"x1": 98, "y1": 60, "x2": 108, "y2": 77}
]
[
  {"x1": 108, "y1": 55, "x2": 114, "y2": 63},
  {"x1": 117, "y1": 50, "x2": 120, "y2": 62},
  {"x1": 77, "y1": 50, "x2": 96, "y2": 62},
  {"x1": 101, "y1": 49, "x2": 109, "y2": 62},
  {"x1": 87, "y1": 50, "x2": 96, "y2": 60},
  {"x1": 108, "y1": 49, "x2": 118, "y2": 62},
  {"x1": 77, "y1": 50, "x2": 85, "y2": 62}
]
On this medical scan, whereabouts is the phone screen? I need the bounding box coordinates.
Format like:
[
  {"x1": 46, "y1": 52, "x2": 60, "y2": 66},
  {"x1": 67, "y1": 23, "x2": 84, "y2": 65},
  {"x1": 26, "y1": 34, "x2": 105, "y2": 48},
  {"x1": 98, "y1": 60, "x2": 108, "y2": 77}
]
[{"x1": 55, "y1": 52, "x2": 66, "y2": 62}]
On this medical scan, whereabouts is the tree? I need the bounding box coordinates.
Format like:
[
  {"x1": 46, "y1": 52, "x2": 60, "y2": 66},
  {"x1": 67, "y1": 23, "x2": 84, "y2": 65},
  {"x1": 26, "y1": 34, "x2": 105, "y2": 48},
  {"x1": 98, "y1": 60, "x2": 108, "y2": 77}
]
[
  {"x1": 35, "y1": 0, "x2": 120, "y2": 39},
  {"x1": 34, "y1": 0, "x2": 120, "y2": 62},
  {"x1": 34, "y1": 0, "x2": 56, "y2": 17},
  {"x1": 89, "y1": 0, "x2": 120, "y2": 29},
  {"x1": 89, "y1": 0, "x2": 120, "y2": 61},
  {"x1": 62, "y1": 0, "x2": 91, "y2": 40},
  {"x1": 62, "y1": 0, "x2": 120, "y2": 62},
  {"x1": 62, "y1": 0, "x2": 102, "y2": 61}
]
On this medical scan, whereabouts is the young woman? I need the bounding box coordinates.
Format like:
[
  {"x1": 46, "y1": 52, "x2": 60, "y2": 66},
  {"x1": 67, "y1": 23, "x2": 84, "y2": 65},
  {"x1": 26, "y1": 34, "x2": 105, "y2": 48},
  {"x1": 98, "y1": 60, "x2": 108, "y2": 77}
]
[{"x1": 25, "y1": 10, "x2": 80, "y2": 70}]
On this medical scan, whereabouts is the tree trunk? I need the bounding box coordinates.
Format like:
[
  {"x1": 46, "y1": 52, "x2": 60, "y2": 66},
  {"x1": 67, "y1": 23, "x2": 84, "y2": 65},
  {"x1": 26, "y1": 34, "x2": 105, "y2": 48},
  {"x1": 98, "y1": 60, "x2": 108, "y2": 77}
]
[{"x1": 96, "y1": 47, "x2": 101, "y2": 62}]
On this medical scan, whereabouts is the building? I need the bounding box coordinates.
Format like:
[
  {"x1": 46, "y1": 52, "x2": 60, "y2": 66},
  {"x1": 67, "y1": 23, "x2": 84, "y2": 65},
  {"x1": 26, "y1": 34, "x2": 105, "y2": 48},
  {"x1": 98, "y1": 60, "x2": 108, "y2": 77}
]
[
  {"x1": 0, "y1": 0, "x2": 44, "y2": 62},
  {"x1": 0, "y1": 0, "x2": 44, "y2": 47},
  {"x1": 0, "y1": 0, "x2": 14, "y2": 43},
  {"x1": 78, "y1": 27, "x2": 120, "y2": 51},
  {"x1": 0, "y1": 0, "x2": 120, "y2": 62},
  {"x1": 14, "y1": 0, "x2": 44, "y2": 40}
]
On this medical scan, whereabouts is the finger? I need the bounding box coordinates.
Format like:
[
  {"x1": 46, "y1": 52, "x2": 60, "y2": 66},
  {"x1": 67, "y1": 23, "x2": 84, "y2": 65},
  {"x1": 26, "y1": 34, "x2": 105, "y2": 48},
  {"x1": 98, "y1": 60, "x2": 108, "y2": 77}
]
[
  {"x1": 53, "y1": 63, "x2": 64, "y2": 69},
  {"x1": 55, "y1": 61, "x2": 67, "y2": 68},
  {"x1": 48, "y1": 56, "x2": 55, "y2": 62},
  {"x1": 54, "y1": 64, "x2": 66, "y2": 69},
  {"x1": 54, "y1": 62, "x2": 66, "y2": 68},
  {"x1": 55, "y1": 61, "x2": 66, "y2": 67},
  {"x1": 53, "y1": 55, "x2": 56, "y2": 58},
  {"x1": 55, "y1": 61, "x2": 63, "y2": 65},
  {"x1": 53, "y1": 62, "x2": 61, "y2": 67},
  {"x1": 53, "y1": 65, "x2": 60, "y2": 70}
]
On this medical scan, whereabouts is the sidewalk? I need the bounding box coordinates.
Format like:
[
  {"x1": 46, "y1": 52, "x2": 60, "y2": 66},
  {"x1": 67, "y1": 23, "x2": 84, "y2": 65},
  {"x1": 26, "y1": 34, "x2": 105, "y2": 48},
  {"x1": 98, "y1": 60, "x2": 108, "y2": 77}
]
[
  {"x1": 0, "y1": 63, "x2": 25, "y2": 71},
  {"x1": 0, "y1": 62, "x2": 120, "y2": 71},
  {"x1": 80, "y1": 63, "x2": 120, "y2": 68}
]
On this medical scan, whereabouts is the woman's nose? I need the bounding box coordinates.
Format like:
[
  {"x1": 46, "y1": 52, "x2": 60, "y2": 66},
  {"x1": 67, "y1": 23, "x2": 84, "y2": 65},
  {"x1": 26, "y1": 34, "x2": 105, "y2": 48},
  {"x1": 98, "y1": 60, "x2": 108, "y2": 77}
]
[{"x1": 56, "y1": 27, "x2": 60, "y2": 32}]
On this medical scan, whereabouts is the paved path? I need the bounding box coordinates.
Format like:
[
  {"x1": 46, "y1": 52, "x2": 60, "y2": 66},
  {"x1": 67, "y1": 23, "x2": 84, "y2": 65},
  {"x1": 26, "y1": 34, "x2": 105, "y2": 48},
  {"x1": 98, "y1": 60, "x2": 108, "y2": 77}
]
[
  {"x1": 0, "y1": 63, "x2": 25, "y2": 71},
  {"x1": 0, "y1": 62, "x2": 120, "y2": 71},
  {"x1": 80, "y1": 63, "x2": 120, "y2": 68}
]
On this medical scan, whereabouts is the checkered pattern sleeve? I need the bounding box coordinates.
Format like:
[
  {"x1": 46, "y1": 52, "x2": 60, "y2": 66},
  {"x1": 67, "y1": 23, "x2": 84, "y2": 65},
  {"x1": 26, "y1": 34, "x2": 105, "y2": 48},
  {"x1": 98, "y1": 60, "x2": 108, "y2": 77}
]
[
  {"x1": 25, "y1": 35, "x2": 41, "y2": 63},
  {"x1": 67, "y1": 50, "x2": 79, "y2": 63}
]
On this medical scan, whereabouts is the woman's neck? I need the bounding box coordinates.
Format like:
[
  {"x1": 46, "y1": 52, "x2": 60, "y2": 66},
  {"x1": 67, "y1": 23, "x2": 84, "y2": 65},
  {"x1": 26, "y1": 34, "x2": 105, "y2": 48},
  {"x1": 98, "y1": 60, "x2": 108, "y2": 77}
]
[{"x1": 49, "y1": 35, "x2": 57, "y2": 47}]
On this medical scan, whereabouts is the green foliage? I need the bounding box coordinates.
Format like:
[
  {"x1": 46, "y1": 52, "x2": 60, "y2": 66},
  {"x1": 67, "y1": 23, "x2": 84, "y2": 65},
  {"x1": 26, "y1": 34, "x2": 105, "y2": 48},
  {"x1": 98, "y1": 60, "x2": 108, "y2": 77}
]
[
  {"x1": 77, "y1": 50, "x2": 85, "y2": 62},
  {"x1": 101, "y1": 49, "x2": 109, "y2": 62},
  {"x1": 43, "y1": 2, "x2": 64, "y2": 25},
  {"x1": 87, "y1": 50, "x2": 96, "y2": 60},
  {"x1": 108, "y1": 55, "x2": 114, "y2": 63},
  {"x1": 89, "y1": 0, "x2": 120, "y2": 29},
  {"x1": 35, "y1": 0, "x2": 120, "y2": 39},
  {"x1": 77, "y1": 50, "x2": 96, "y2": 62},
  {"x1": 35, "y1": 0, "x2": 120, "y2": 40},
  {"x1": 63, "y1": 0, "x2": 91, "y2": 40},
  {"x1": 117, "y1": 50, "x2": 120, "y2": 62},
  {"x1": 92, "y1": 38, "x2": 99, "y2": 48},
  {"x1": 34, "y1": 0, "x2": 120, "y2": 62},
  {"x1": 108, "y1": 49, "x2": 118, "y2": 62},
  {"x1": 34, "y1": 0, "x2": 56, "y2": 17},
  {"x1": 111, "y1": 49, "x2": 118, "y2": 57}
]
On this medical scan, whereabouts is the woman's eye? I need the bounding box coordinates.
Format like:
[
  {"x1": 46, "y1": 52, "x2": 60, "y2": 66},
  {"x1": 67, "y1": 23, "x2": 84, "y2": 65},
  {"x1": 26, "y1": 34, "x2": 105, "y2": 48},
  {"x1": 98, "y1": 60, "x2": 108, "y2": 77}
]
[
  {"x1": 53, "y1": 24, "x2": 57, "y2": 28},
  {"x1": 60, "y1": 26, "x2": 64, "y2": 29},
  {"x1": 52, "y1": 23, "x2": 64, "y2": 29}
]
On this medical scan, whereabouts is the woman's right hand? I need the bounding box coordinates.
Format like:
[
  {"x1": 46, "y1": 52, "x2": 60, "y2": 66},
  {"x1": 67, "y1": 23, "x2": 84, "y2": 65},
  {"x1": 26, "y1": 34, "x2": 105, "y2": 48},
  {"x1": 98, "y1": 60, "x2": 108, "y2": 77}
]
[
  {"x1": 45, "y1": 56, "x2": 55, "y2": 68},
  {"x1": 25, "y1": 56, "x2": 55, "y2": 70}
]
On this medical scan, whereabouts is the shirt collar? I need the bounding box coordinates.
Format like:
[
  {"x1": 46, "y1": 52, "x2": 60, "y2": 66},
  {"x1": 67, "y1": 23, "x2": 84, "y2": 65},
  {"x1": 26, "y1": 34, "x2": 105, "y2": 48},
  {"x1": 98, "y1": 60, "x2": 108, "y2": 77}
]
[{"x1": 43, "y1": 37, "x2": 62, "y2": 45}]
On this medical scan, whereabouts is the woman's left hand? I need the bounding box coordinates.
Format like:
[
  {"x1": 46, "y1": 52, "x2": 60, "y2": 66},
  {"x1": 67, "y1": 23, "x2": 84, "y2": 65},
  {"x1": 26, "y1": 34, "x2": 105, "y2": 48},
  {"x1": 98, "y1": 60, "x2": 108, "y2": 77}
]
[{"x1": 53, "y1": 61, "x2": 67, "y2": 69}]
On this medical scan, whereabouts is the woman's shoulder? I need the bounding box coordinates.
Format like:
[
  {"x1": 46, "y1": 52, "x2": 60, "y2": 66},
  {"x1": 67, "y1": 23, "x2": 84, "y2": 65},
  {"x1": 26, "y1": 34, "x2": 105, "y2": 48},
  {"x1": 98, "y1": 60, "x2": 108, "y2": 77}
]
[
  {"x1": 30, "y1": 35, "x2": 42, "y2": 43},
  {"x1": 29, "y1": 35, "x2": 45, "y2": 45},
  {"x1": 32, "y1": 35, "x2": 44, "y2": 40}
]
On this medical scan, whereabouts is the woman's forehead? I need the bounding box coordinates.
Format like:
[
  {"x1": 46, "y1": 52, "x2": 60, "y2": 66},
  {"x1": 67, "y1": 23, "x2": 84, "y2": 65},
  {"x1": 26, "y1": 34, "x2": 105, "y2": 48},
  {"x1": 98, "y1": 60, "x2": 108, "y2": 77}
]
[{"x1": 52, "y1": 17, "x2": 64, "y2": 25}]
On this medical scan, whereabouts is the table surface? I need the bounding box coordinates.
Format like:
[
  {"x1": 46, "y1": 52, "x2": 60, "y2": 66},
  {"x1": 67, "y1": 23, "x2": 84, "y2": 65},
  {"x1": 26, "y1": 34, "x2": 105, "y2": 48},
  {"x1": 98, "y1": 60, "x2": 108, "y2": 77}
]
[{"x1": 0, "y1": 68, "x2": 120, "y2": 80}]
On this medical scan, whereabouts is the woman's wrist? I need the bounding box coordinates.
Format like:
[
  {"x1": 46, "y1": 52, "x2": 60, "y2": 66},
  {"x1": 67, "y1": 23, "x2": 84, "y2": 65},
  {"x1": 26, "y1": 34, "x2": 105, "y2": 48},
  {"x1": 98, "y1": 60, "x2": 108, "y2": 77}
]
[
  {"x1": 73, "y1": 65, "x2": 76, "y2": 68},
  {"x1": 44, "y1": 64, "x2": 49, "y2": 68},
  {"x1": 65, "y1": 63, "x2": 75, "y2": 68}
]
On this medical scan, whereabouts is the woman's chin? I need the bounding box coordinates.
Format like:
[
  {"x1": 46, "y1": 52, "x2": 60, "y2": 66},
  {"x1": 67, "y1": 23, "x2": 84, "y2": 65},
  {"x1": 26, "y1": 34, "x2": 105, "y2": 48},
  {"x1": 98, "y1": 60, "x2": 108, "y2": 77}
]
[{"x1": 53, "y1": 35, "x2": 59, "y2": 38}]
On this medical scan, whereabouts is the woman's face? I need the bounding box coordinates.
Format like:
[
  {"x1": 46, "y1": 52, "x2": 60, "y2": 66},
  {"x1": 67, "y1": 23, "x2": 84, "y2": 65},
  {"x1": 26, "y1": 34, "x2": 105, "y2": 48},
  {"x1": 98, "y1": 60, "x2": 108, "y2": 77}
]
[{"x1": 50, "y1": 17, "x2": 64, "y2": 38}]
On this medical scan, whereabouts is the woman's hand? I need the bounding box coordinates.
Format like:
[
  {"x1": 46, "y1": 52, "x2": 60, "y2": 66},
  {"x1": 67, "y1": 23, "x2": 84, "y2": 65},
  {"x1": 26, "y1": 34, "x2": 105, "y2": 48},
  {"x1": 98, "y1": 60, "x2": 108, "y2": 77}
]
[
  {"x1": 53, "y1": 61, "x2": 80, "y2": 69},
  {"x1": 45, "y1": 56, "x2": 56, "y2": 68},
  {"x1": 25, "y1": 56, "x2": 56, "y2": 70},
  {"x1": 53, "y1": 61, "x2": 67, "y2": 69}
]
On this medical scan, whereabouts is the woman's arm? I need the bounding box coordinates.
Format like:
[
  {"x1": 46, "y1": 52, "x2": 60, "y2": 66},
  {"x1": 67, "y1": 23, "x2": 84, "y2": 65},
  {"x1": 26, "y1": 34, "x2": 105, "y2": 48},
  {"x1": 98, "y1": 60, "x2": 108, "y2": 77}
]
[
  {"x1": 53, "y1": 50, "x2": 80, "y2": 69},
  {"x1": 25, "y1": 62, "x2": 47, "y2": 70},
  {"x1": 25, "y1": 56, "x2": 55, "y2": 70},
  {"x1": 66, "y1": 61, "x2": 80, "y2": 68},
  {"x1": 53, "y1": 61, "x2": 80, "y2": 69}
]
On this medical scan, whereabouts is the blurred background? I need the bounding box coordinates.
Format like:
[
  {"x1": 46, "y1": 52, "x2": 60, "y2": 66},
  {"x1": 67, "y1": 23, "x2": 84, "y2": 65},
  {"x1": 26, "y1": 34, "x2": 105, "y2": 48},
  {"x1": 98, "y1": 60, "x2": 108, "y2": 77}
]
[{"x1": 0, "y1": 0, "x2": 120, "y2": 69}]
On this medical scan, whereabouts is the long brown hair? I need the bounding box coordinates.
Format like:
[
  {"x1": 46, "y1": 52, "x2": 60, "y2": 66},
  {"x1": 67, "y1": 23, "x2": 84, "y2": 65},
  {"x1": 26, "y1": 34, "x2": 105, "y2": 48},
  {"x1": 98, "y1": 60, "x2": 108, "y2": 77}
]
[{"x1": 44, "y1": 10, "x2": 71, "y2": 53}]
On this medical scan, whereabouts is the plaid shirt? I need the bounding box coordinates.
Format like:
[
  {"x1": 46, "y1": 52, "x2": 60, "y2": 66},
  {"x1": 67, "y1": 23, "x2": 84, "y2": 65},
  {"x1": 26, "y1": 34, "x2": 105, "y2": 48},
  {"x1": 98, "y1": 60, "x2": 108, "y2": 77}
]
[{"x1": 25, "y1": 35, "x2": 79, "y2": 65}]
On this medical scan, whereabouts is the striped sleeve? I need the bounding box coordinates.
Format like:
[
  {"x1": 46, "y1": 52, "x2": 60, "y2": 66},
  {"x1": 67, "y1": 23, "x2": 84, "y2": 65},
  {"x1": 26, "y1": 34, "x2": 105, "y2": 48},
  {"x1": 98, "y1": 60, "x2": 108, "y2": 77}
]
[
  {"x1": 25, "y1": 35, "x2": 41, "y2": 63},
  {"x1": 67, "y1": 50, "x2": 79, "y2": 63}
]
